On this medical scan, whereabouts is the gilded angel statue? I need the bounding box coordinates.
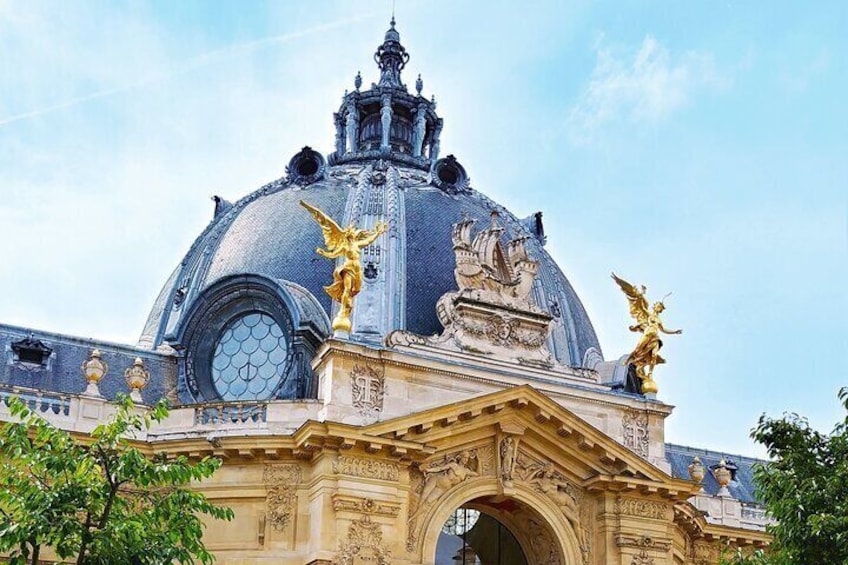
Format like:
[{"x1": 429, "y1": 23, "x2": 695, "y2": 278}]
[
  {"x1": 611, "y1": 273, "x2": 682, "y2": 394},
  {"x1": 300, "y1": 201, "x2": 387, "y2": 332}
]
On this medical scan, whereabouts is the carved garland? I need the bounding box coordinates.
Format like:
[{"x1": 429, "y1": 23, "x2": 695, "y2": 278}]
[{"x1": 264, "y1": 464, "x2": 301, "y2": 531}]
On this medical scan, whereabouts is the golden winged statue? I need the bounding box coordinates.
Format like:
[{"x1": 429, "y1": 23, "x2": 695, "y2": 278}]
[
  {"x1": 611, "y1": 273, "x2": 682, "y2": 394},
  {"x1": 300, "y1": 201, "x2": 388, "y2": 333}
]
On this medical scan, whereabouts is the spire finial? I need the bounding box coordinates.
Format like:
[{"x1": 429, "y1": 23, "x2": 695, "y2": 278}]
[{"x1": 375, "y1": 16, "x2": 409, "y2": 89}]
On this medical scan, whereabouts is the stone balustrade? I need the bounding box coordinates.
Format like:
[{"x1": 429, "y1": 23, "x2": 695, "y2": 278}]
[{"x1": 0, "y1": 385, "x2": 322, "y2": 440}]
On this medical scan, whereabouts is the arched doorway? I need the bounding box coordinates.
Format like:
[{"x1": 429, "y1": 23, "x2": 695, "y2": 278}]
[{"x1": 435, "y1": 506, "x2": 528, "y2": 564}]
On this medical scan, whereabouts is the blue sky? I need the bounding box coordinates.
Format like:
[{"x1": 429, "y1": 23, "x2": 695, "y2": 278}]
[{"x1": 1, "y1": 1, "x2": 845, "y2": 457}]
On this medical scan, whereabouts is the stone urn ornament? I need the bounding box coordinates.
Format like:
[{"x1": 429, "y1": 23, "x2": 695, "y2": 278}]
[
  {"x1": 713, "y1": 459, "x2": 732, "y2": 497},
  {"x1": 124, "y1": 357, "x2": 150, "y2": 403},
  {"x1": 688, "y1": 456, "x2": 705, "y2": 490},
  {"x1": 81, "y1": 349, "x2": 108, "y2": 397}
]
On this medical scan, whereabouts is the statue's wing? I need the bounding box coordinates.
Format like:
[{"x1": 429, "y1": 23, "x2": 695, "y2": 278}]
[
  {"x1": 300, "y1": 200, "x2": 344, "y2": 249},
  {"x1": 611, "y1": 272, "x2": 650, "y2": 324}
]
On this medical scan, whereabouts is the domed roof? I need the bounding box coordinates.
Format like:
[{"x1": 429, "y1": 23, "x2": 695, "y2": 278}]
[{"x1": 139, "y1": 21, "x2": 602, "y2": 368}]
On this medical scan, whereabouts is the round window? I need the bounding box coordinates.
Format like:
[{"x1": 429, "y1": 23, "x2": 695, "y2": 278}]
[{"x1": 211, "y1": 312, "x2": 288, "y2": 401}]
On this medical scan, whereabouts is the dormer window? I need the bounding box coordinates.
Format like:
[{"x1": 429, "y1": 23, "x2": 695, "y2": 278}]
[{"x1": 11, "y1": 335, "x2": 52, "y2": 367}]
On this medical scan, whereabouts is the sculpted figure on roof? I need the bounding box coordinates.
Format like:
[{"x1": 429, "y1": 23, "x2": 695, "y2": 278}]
[
  {"x1": 301, "y1": 200, "x2": 387, "y2": 333},
  {"x1": 612, "y1": 273, "x2": 682, "y2": 395}
]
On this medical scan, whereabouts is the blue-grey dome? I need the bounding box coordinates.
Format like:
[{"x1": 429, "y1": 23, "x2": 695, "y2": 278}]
[{"x1": 139, "y1": 19, "x2": 602, "y2": 373}]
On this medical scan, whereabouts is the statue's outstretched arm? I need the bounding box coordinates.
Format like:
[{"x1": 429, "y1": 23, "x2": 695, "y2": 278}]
[
  {"x1": 659, "y1": 323, "x2": 682, "y2": 335},
  {"x1": 317, "y1": 247, "x2": 343, "y2": 259},
  {"x1": 357, "y1": 223, "x2": 388, "y2": 248}
]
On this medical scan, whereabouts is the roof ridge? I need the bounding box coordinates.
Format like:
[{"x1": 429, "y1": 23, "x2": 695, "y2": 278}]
[{"x1": 665, "y1": 442, "x2": 768, "y2": 465}]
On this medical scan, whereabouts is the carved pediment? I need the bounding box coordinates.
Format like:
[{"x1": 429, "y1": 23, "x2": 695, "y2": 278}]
[{"x1": 363, "y1": 386, "x2": 697, "y2": 498}]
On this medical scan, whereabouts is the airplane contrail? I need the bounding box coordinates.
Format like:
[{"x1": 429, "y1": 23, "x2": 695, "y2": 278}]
[{"x1": 0, "y1": 11, "x2": 381, "y2": 128}]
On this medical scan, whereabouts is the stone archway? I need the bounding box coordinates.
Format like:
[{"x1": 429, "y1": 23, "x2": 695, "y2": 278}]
[{"x1": 415, "y1": 477, "x2": 584, "y2": 565}]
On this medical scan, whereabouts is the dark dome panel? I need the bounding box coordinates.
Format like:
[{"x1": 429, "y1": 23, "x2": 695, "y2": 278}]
[{"x1": 141, "y1": 162, "x2": 601, "y2": 368}]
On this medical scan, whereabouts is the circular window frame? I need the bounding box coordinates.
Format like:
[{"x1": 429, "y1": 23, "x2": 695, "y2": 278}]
[{"x1": 181, "y1": 282, "x2": 296, "y2": 403}]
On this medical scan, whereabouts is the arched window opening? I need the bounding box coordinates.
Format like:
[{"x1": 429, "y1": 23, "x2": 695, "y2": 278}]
[{"x1": 435, "y1": 506, "x2": 528, "y2": 565}]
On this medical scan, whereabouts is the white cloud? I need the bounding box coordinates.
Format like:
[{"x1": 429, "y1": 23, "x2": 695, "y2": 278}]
[{"x1": 567, "y1": 35, "x2": 726, "y2": 144}]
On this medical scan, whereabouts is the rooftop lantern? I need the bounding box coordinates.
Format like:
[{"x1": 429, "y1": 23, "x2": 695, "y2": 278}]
[{"x1": 329, "y1": 18, "x2": 444, "y2": 171}]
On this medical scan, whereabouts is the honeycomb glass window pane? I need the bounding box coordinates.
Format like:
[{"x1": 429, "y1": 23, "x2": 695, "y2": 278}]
[{"x1": 211, "y1": 313, "x2": 288, "y2": 401}]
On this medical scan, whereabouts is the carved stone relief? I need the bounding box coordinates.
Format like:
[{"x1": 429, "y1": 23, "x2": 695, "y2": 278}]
[
  {"x1": 264, "y1": 464, "x2": 301, "y2": 531},
  {"x1": 332, "y1": 455, "x2": 399, "y2": 481},
  {"x1": 615, "y1": 497, "x2": 668, "y2": 520},
  {"x1": 350, "y1": 364, "x2": 385, "y2": 417},
  {"x1": 622, "y1": 408, "x2": 650, "y2": 457},
  {"x1": 515, "y1": 451, "x2": 591, "y2": 564},
  {"x1": 332, "y1": 513, "x2": 391, "y2": 565},
  {"x1": 406, "y1": 447, "x2": 492, "y2": 552},
  {"x1": 616, "y1": 535, "x2": 672, "y2": 551},
  {"x1": 332, "y1": 495, "x2": 400, "y2": 518},
  {"x1": 516, "y1": 452, "x2": 580, "y2": 526},
  {"x1": 693, "y1": 542, "x2": 720, "y2": 565},
  {"x1": 630, "y1": 549, "x2": 655, "y2": 565},
  {"x1": 525, "y1": 517, "x2": 562, "y2": 565}
]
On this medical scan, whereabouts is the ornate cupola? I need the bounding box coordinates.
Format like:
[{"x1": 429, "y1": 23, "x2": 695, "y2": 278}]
[{"x1": 329, "y1": 18, "x2": 443, "y2": 171}]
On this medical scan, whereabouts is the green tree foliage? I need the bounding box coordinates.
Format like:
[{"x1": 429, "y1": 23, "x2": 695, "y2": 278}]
[
  {"x1": 0, "y1": 395, "x2": 234, "y2": 565},
  {"x1": 721, "y1": 387, "x2": 848, "y2": 565}
]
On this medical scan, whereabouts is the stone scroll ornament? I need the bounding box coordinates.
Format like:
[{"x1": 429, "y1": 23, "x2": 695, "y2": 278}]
[
  {"x1": 611, "y1": 273, "x2": 682, "y2": 395},
  {"x1": 387, "y1": 212, "x2": 556, "y2": 367},
  {"x1": 300, "y1": 200, "x2": 387, "y2": 333}
]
